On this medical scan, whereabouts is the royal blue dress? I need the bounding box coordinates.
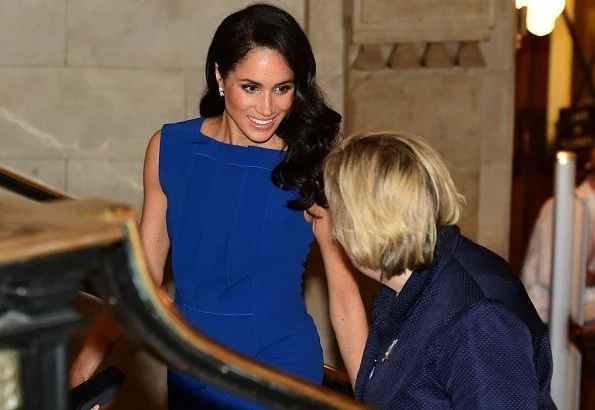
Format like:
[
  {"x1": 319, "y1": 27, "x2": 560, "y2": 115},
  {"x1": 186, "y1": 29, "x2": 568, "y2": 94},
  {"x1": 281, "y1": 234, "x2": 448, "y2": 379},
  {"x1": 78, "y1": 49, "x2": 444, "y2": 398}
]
[{"x1": 159, "y1": 117, "x2": 323, "y2": 409}]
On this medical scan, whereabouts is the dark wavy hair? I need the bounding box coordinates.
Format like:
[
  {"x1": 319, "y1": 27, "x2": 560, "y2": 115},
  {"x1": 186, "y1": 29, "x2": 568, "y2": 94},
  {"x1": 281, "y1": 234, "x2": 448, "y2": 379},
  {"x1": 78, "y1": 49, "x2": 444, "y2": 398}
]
[{"x1": 199, "y1": 3, "x2": 341, "y2": 210}]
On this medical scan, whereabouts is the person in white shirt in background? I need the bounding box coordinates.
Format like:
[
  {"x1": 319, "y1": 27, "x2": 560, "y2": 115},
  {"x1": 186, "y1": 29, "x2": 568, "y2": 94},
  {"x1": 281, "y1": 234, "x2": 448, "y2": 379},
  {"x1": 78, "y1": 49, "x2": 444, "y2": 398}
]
[{"x1": 522, "y1": 147, "x2": 595, "y2": 325}]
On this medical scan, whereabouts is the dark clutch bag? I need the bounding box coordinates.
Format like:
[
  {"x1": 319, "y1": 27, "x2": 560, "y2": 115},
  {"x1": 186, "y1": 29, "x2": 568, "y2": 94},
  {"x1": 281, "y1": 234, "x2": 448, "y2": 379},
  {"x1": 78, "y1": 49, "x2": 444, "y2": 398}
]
[{"x1": 69, "y1": 366, "x2": 125, "y2": 410}]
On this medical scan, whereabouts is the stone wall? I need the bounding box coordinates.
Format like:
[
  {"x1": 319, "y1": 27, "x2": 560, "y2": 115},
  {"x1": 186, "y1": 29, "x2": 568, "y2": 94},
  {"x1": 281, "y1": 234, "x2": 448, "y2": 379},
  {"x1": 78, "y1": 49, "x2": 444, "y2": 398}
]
[{"x1": 0, "y1": 0, "x2": 312, "y2": 210}]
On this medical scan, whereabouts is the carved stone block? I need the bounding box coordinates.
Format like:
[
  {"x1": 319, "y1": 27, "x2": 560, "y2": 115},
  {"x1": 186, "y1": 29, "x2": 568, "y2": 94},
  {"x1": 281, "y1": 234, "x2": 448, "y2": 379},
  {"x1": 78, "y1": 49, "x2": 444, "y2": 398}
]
[
  {"x1": 351, "y1": 0, "x2": 495, "y2": 44},
  {"x1": 389, "y1": 44, "x2": 424, "y2": 70},
  {"x1": 353, "y1": 45, "x2": 393, "y2": 70},
  {"x1": 352, "y1": 41, "x2": 486, "y2": 70}
]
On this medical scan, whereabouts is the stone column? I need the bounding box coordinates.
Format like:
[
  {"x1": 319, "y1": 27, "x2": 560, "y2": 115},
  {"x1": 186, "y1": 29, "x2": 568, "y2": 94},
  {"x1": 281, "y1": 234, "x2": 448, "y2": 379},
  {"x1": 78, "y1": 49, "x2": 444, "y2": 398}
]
[
  {"x1": 346, "y1": 0, "x2": 516, "y2": 259},
  {"x1": 302, "y1": 0, "x2": 346, "y2": 369}
]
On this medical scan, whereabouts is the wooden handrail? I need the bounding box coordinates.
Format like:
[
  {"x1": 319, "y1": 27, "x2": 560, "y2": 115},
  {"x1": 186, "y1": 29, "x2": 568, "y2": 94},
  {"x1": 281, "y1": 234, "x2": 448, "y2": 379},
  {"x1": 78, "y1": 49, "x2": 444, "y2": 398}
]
[
  {"x1": 0, "y1": 165, "x2": 71, "y2": 201},
  {"x1": 0, "y1": 197, "x2": 130, "y2": 264},
  {"x1": 323, "y1": 363, "x2": 353, "y2": 397},
  {"x1": 93, "y1": 216, "x2": 367, "y2": 408},
  {"x1": 324, "y1": 364, "x2": 351, "y2": 386},
  {"x1": 0, "y1": 186, "x2": 364, "y2": 408}
]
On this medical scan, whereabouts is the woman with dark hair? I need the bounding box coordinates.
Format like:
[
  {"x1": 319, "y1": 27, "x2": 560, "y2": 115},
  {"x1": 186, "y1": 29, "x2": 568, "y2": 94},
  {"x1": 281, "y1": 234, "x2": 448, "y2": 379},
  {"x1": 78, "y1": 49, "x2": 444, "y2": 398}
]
[{"x1": 70, "y1": 3, "x2": 367, "y2": 409}]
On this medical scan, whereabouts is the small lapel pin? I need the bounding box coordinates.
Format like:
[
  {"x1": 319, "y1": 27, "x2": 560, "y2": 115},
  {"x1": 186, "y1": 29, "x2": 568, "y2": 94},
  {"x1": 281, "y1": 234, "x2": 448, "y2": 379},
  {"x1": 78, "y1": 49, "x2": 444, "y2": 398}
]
[{"x1": 381, "y1": 338, "x2": 398, "y2": 362}]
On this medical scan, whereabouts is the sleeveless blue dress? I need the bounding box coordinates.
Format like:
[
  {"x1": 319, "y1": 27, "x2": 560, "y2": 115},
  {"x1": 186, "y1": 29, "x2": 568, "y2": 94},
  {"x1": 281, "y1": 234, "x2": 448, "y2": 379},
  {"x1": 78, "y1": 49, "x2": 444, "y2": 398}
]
[{"x1": 159, "y1": 118, "x2": 323, "y2": 409}]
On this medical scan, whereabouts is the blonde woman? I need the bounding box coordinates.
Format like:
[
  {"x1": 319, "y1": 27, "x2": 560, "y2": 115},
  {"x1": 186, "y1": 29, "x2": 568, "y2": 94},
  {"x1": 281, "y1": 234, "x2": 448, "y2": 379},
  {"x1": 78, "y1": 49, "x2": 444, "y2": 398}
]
[{"x1": 311, "y1": 132, "x2": 555, "y2": 409}]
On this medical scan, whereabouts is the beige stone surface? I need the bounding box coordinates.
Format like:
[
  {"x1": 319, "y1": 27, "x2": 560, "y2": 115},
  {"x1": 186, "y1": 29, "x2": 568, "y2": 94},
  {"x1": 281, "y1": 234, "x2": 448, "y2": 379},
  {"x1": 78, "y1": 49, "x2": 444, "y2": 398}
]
[
  {"x1": 0, "y1": 68, "x2": 184, "y2": 160},
  {"x1": 474, "y1": 0, "x2": 516, "y2": 257},
  {"x1": 481, "y1": 71, "x2": 515, "y2": 166},
  {"x1": 348, "y1": 70, "x2": 483, "y2": 164},
  {"x1": 0, "y1": 159, "x2": 67, "y2": 192},
  {"x1": 480, "y1": 0, "x2": 516, "y2": 71},
  {"x1": 389, "y1": 43, "x2": 425, "y2": 70},
  {"x1": 423, "y1": 43, "x2": 458, "y2": 68},
  {"x1": 351, "y1": 0, "x2": 494, "y2": 43},
  {"x1": 450, "y1": 166, "x2": 480, "y2": 240},
  {"x1": 304, "y1": 1, "x2": 346, "y2": 370},
  {"x1": 353, "y1": 45, "x2": 392, "y2": 70},
  {"x1": 384, "y1": 42, "x2": 487, "y2": 70},
  {"x1": 308, "y1": 0, "x2": 345, "y2": 116},
  {"x1": 357, "y1": 0, "x2": 489, "y2": 23},
  {"x1": 458, "y1": 42, "x2": 486, "y2": 67},
  {"x1": 0, "y1": 0, "x2": 65, "y2": 66},
  {"x1": 347, "y1": 69, "x2": 484, "y2": 238},
  {"x1": 66, "y1": 160, "x2": 143, "y2": 211},
  {"x1": 0, "y1": 159, "x2": 67, "y2": 198},
  {"x1": 477, "y1": 162, "x2": 513, "y2": 258},
  {"x1": 184, "y1": 69, "x2": 205, "y2": 118},
  {"x1": 67, "y1": 0, "x2": 306, "y2": 68}
]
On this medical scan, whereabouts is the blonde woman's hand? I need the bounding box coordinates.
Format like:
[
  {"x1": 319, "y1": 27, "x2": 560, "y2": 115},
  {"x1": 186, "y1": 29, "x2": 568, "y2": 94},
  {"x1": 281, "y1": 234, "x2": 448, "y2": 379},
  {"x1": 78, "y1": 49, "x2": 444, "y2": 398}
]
[{"x1": 305, "y1": 205, "x2": 337, "y2": 251}]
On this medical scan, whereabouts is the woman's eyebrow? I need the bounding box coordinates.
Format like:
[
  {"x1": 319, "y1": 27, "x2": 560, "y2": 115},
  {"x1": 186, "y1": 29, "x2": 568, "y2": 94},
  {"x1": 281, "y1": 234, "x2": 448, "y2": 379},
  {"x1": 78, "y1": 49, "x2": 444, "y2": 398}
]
[{"x1": 237, "y1": 79, "x2": 295, "y2": 87}]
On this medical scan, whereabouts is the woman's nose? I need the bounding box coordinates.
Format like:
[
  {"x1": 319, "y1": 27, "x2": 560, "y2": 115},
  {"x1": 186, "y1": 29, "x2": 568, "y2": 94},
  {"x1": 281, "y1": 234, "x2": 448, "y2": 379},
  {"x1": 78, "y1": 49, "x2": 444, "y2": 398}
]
[{"x1": 256, "y1": 93, "x2": 273, "y2": 117}]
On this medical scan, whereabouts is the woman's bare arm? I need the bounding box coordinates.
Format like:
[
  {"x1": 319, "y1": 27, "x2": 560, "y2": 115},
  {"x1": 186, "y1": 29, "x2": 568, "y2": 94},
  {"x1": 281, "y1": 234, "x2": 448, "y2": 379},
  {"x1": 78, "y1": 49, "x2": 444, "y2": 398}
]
[
  {"x1": 307, "y1": 206, "x2": 368, "y2": 388},
  {"x1": 69, "y1": 130, "x2": 170, "y2": 387}
]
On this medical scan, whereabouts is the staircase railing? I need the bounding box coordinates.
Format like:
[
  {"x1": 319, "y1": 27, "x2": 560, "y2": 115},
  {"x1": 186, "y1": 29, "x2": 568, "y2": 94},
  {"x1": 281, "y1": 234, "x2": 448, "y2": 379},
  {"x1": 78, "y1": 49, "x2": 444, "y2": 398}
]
[{"x1": 0, "y1": 166, "x2": 357, "y2": 409}]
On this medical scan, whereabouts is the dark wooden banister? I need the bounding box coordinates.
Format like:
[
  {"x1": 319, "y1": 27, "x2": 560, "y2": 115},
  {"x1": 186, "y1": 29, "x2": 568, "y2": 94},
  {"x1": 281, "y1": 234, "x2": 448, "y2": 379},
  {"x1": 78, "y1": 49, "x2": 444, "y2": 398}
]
[
  {"x1": 95, "y1": 216, "x2": 364, "y2": 408},
  {"x1": 324, "y1": 363, "x2": 351, "y2": 385},
  {"x1": 0, "y1": 166, "x2": 357, "y2": 407},
  {"x1": 0, "y1": 165, "x2": 70, "y2": 201}
]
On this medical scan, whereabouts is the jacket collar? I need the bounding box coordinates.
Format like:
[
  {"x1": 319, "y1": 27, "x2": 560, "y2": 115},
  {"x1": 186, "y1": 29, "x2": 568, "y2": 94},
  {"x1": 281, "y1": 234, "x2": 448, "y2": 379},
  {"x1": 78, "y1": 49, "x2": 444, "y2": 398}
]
[{"x1": 374, "y1": 225, "x2": 462, "y2": 338}]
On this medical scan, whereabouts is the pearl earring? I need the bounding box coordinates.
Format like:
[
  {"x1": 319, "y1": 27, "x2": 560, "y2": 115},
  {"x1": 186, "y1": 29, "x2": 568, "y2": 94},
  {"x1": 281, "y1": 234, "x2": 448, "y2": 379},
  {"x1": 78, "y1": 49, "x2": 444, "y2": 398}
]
[{"x1": 218, "y1": 86, "x2": 224, "y2": 97}]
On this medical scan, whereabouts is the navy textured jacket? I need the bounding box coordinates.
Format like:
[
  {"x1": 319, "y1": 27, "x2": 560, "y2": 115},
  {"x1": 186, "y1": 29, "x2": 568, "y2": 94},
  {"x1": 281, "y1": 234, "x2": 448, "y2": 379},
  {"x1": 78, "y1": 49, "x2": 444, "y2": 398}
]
[{"x1": 355, "y1": 226, "x2": 556, "y2": 409}]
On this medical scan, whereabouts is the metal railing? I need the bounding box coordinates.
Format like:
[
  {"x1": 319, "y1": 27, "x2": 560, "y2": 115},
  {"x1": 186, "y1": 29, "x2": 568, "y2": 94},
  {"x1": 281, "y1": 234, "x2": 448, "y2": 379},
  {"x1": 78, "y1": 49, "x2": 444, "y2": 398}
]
[{"x1": 550, "y1": 152, "x2": 595, "y2": 410}]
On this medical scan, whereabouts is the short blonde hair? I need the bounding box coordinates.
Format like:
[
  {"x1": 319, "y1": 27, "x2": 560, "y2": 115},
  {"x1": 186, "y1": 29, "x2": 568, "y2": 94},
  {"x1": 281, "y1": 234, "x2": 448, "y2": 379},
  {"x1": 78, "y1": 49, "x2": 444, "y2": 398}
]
[{"x1": 323, "y1": 132, "x2": 464, "y2": 277}]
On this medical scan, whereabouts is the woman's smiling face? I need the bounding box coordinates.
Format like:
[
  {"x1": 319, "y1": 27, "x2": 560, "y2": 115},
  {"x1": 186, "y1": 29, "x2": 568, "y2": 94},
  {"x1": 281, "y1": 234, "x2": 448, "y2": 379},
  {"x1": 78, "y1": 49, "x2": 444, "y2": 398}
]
[{"x1": 217, "y1": 47, "x2": 295, "y2": 146}]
